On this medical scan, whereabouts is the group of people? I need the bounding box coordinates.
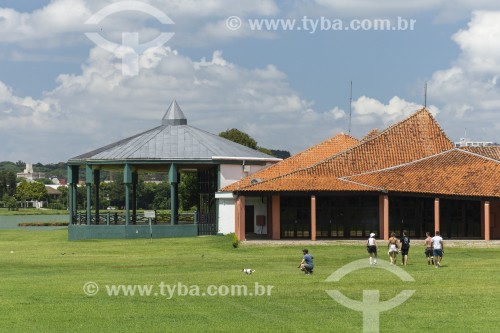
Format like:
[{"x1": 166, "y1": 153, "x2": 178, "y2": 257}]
[
  {"x1": 297, "y1": 230, "x2": 445, "y2": 275},
  {"x1": 367, "y1": 230, "x2": 444, "y2": 268}
]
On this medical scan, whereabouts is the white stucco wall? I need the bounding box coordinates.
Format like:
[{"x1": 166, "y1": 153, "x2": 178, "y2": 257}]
[
  {"x1": 216, "y1": 194, "x2": 236, "y2": 234},
  {"x1": 219, "y1": 164, "x2": 270, "y2": 189},
  {"x1": 216, "y1": 162, "x2": 275, "y2": 235}
]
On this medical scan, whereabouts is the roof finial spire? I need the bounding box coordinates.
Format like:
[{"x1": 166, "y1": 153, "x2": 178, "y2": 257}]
[{"x1": 162, "y1": 100, "x2": 187, "y2": 125}]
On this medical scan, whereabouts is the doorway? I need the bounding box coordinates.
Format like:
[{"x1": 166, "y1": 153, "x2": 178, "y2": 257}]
[{"x1": 245, "y1": 205, "x2": 254, "y2": 233}]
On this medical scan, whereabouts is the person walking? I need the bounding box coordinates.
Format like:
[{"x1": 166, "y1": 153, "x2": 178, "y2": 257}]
[
  {"x1": 387, "y1": 232, "x2": 399, "y2": 265},
  {"x1": 424, "y1": 232, "x2": 434, "y2": 265},
  {"x1": 400, "y1": 230, "x2": 410, "y2": 266},
  {"x1": 367, "y1": 233, "x2": 378, "y2": 265},
  {"x1": 432, "y1": 231, "x2": 444, "y2": 268}
]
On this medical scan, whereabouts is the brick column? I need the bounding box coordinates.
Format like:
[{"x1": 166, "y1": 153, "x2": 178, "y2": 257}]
[
  {"x1": 434, "y1": 198, "x2": 440, "y2": 234},
  {"x1": 379, "y1": 194, "x2": 389, "y2": 240},
  {"x1": 483, "y1": 201, "x2": 491, "y2": 241}
]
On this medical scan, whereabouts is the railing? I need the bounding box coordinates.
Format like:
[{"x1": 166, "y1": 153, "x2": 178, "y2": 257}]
[
  {"x1": 73, "y1": 211, "x2": 198, "y2": 225},
  {"x1": 72, "y1": 211, "x2": 218, "y2": 236}
]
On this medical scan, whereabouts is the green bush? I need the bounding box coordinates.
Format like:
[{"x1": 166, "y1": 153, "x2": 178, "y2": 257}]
[{"x1": 229, "y1": 233, "x2": 240, "y2": 248}]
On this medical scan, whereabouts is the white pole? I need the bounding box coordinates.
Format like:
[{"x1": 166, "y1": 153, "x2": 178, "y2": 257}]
[{"x1": 149, "y1": 218, "x2": 153, "y2": 242}]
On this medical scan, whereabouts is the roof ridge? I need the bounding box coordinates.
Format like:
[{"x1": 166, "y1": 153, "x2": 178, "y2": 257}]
[
  {"x1": 234, "y1": 134, "x2": 360, "y2": 191},
  {"x1": 187, "y1": 125, "x2": 275, "y2": 158},
  {"x1": 342, "y1": 148, "x2": 499, "y2": 180},
  {"x1": 117, "y1": 125, "x2": 167, "y2": 158},
  {"x1": 228, "y1": 133, "x2": 359, "y2": 191},
  {"x1": 457, "y1": 147, "x2": 500, "y2": 163},
  {"x1": 236, "y1": 108, "x2": 453, "y2": 191},
  {"x1": 340, "y1": 148, "x2": 456, "y2": 179},
  {"x1": 69, "y1": 125, "x2": 164, "y2": 160},
  {"x1": 337, "y1": 177, "x2": 386, "y2": 192}
]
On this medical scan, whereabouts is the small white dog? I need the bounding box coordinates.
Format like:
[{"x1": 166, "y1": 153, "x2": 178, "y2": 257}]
[{"x1": 242, "y1": 268, "x2": 255, "y2": 275}]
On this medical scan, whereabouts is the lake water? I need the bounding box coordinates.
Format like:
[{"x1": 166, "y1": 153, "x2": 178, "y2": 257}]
[{"x1": 0, "y1": 215, "x2": 68, "y2": 230}]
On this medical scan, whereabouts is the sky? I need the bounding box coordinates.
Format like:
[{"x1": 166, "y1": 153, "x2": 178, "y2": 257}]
[{"x1": 1, "y1": 0, "x2": 499, "y2": 164}]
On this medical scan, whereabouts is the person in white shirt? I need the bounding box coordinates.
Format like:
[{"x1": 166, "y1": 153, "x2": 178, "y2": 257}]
[
  {"x1": 367, "y1": 233, "x2": 378, "y2": 265},
  {"x1": 431, "y1": 231, "x2": 444, "y2": 268}
]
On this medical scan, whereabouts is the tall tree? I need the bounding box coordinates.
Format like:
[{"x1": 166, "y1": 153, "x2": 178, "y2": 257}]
[
  {"x1": 15, "y1": 180, "x2": 47, "y2": 202},
  {"x1": 219, "y1": 128, "x2": 258, "y2": 149},
  {"x1": 0, "y1": 171, "x2": 16, "y2": 197}
]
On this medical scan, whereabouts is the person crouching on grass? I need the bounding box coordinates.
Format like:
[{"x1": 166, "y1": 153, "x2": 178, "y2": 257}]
[
  {"x1": 367, "y1": 233, "x2": 378, "y2": 265},
  {"x1": 298, "y1": 249, "x2": 314, "y2": 274}
]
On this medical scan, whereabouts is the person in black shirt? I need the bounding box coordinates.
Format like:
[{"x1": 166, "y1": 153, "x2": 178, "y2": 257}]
[{"x1": 400, "y1": 230, "x2": 410, "y2": 266}]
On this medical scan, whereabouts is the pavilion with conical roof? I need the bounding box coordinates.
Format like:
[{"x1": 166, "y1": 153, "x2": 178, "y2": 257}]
[{"x1": 67, "y1": 101, "x2": 281, "y2": 240}]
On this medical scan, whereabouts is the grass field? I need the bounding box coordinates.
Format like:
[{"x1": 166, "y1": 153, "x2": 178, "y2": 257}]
[{"x1": 1, "y1": 230, "x2": 499, "y2": 333}]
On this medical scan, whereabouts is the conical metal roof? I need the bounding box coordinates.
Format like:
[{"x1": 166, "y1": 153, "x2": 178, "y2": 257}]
[{"x1": 69, "y1": 101, "x2": 280, "y2": 163}]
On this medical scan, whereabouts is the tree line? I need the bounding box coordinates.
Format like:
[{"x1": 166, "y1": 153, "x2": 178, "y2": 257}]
[{"x1": 0, "y1": 128, "x2": 290, "y2": 211}]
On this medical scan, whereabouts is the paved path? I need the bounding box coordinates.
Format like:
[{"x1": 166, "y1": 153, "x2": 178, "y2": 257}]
[{"x1": 242, "y1": 239, "x2": 500, "y2": 248}]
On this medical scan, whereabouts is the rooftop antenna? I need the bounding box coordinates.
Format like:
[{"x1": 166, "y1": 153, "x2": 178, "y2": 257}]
[
  {"x1": 348, "y1": 81, "x2": 352, "y2": 135},
  {"x1": 424, "y1": 81, "x2": 427, "y2": 109}
]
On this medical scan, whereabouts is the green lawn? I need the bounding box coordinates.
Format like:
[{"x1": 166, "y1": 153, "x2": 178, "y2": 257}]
[{"x1": 0, "y1": 230, "x2": 499, "y2": 333}]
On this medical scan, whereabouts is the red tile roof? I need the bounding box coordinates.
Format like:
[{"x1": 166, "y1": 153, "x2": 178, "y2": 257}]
[
  {"x1": 343, "y1": 149, "x2": 500, "y2": 198},
  {"x1": 222, "y1": 133, "x2": 359, "y2": 191},
  {"x1": 234, "y1": 108, "x2": 457, "y2": 193},
  {"x1": 459, "y1": 146, "x2": 500, "y2": 161}
]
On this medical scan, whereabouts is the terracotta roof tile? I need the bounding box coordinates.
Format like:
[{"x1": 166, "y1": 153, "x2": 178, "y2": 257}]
[
  {"x1": 343, "y1": 149, "x2": 500, "y2": 198},
  {"x1": 360, "y1": 128, "x2": 378, "y2": 142},
  {"x1": 242, "y1": 176, "x2": 374, "y2": 192},
  {"x1": 237, "y1": 108, "x2": 454, "y2": 192},
  {"x1": 459, "y1": 146, "x2": 500, "y2": 161},
  {"x1": 222, "y1": 133, "x2": 359, "y2": 191}
]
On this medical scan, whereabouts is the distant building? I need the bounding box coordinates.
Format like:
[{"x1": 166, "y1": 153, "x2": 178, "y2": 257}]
[
  {"x1": 455, "y1": 138, "x2": 495, "y2": 147},
  {"x1": 16, "y1": 163, "x2": 46, "y2": 180}
]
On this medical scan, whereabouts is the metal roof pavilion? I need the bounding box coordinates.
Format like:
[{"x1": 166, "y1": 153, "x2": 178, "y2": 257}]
[
  {"x1": 66, "y1": 101, "x2": 281, "y2": 240},
  {"x1": 69, "y1": 100, "x2": 279, "y2": 164}
]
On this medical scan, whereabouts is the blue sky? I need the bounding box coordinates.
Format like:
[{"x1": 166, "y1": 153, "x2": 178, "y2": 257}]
[{"x1": 1, "y1": 0, "x2": 499, "y2": 163}]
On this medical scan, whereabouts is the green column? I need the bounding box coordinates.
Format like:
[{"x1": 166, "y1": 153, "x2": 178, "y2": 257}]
[
  {"x1": 94, "y1": 169, "x2": 100, "y2": 224},
  {"x1": 169, "y1": 164, "x2": 178, "y2": 225},
  {"x1": 67, "y1": 165, "x2": 77, "y2": 224},
  {"x1": 132, "y1": 172, "x2": 138, "y2": 224},
  {"x1": 124, "y1": 164, "x2": 132, "y2": 225},
  {"x1": 85, "y1": 165, "x2": 92, "y2": 225}
]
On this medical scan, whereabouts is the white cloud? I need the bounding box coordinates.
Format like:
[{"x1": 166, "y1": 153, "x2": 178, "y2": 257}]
[
  {"x1": 311, "y1": 0, "x2": 500, "y2": 21},
  {"x1": 452, "y1": 11, "x2": 500, "y2": 73},
  {"x1": 314, "y1": 0, "x2": 442, "y2": 15},
  {"x1": 10, "y1": 43, "x2": 433, "y2": 162},
  {"x1": 0, "y1": 46, "x2": 345, "y2": 162},
  {"x1": 0, "y1": 0, "x2": 280, "y2": 49},
  {"x1": 349, "y1": 95, "x2": 438, "y2": 136},
  {"x1": 429, "y1": 10, "x2": 500, "y2": 142},
  {"x1": 0, "y1": 0, "x2": 92, "y2": 45}
]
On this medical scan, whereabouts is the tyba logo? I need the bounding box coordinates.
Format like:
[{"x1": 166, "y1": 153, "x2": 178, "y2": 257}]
[
  {"x1": 325, "y1": 259, "x2": 415, "y2": 333},
  {"x1": 85, "y1": 1, "x2": 174, "y2": 76}
]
